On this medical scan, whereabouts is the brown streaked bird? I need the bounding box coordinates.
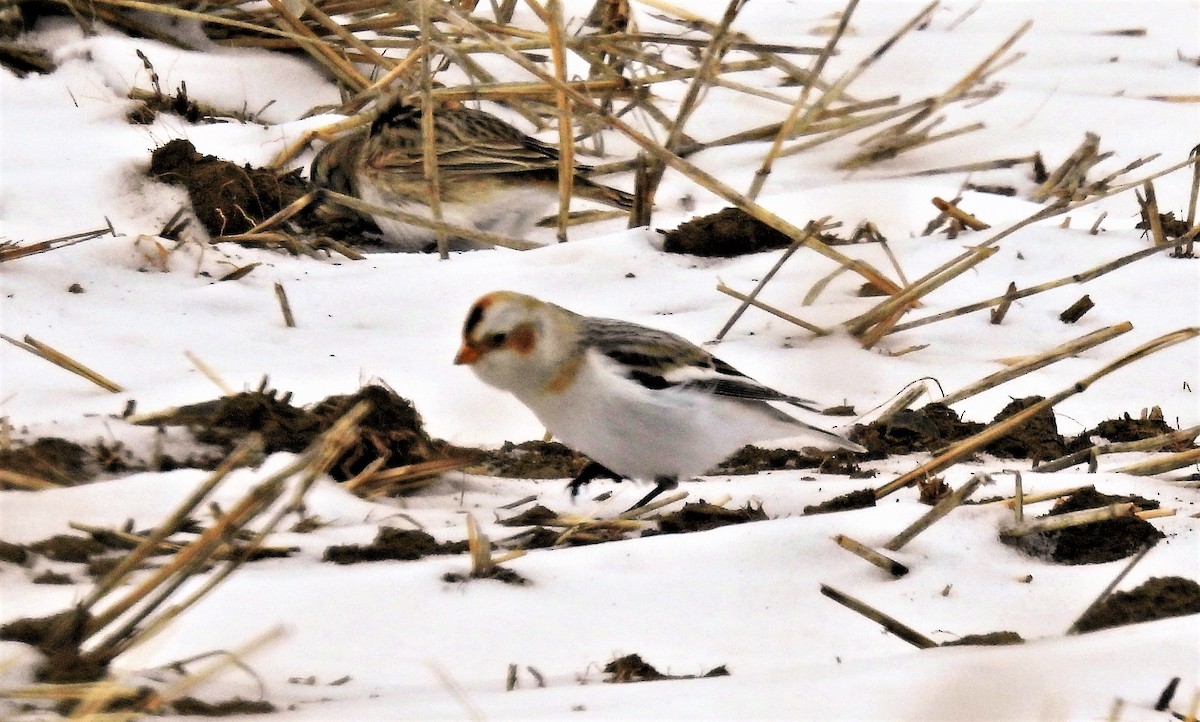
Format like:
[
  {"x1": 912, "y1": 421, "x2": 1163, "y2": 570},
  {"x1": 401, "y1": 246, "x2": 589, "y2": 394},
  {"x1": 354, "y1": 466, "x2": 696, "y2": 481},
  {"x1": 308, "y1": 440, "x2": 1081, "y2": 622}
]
[{"x1": 310, "y1": 100, "x2": 634, "y2": 252}]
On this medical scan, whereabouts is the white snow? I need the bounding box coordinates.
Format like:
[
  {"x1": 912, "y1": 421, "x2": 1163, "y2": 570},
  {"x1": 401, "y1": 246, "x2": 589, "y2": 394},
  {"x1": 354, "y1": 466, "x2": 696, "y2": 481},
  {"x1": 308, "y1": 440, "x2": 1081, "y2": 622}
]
[{"x1": 2, "y1": 1, "x2": 1198, "y2": 720}]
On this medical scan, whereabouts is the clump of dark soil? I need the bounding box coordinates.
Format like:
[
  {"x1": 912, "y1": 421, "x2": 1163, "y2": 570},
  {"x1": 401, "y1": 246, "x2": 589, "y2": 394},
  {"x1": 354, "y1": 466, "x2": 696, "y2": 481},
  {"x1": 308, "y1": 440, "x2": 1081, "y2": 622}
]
[
  {"x1": 0, "y1": 539, "x2": 28, "y2": 564},
  {"x1": 984, "y1": 396, "x2": 1066, "y2": 462},
  {"x1": 804, "y1": 488, "x2": 876, "y2": 515},
  {"x1": 713, "y1": 446, "x2": 863, "y2": 476},
  {"x1": 170, "y1": 696, "x2": 277, "y2": 715},
  {"x1": 853, "y1": 403, "x2": 984, "y2": 456},
  {"x1": 461, "y1": 440, "x2": 591, "y2": 479},
  {"x1": 28, "y1": 534, "x2": 107, "y2": 563},
  {"x1": 442, "y1": 565, "x2": 529, "y2": 586},
  {"x1": 497, "y1": 505, "x2": 560, "y2": 527},
  {"x1": 941, "y1": 631, "x2": 1025, "y2": 647},
  {"x1": 323, "y1": 527, "x2": 467, "y2": 564},
  {"x1": 1002, "y1": 486, "x2": 1164, "y2": 564},
  {"x1": 0, "y1": 609, "x2": 108, "y2": 682},
  {"x1": 603, "y1": 653, "x2": 729, "y2": 683},
  {"x1": 1066, "y1": 413, "x2": 1182, "y2": 452},
  {"x1": 0, "y1": 437, "x2": 92, "y2": 488},
  {"x1": 149, "y1": 139, "x2": 307, "y2": 237},
  {"x1": 660, "y1": 207, "x2": 793, "y2": 257},
  {"x1": 655, "y1": 501, "x2": 768, "y2": 534},
  {"x1": 141, "y1": 384, "x2": 443, "y2": 482},
  {"x1": 1072, "y1": 577, "x2": 1200, "y2": 633}
]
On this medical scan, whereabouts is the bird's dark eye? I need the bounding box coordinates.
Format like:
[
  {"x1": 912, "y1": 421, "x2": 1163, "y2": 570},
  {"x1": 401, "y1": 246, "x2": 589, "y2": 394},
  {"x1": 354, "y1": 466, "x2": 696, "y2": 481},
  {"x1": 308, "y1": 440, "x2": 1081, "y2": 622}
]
[{"x1": 487, "y1": 332, "x2": 508, "y2": 347}]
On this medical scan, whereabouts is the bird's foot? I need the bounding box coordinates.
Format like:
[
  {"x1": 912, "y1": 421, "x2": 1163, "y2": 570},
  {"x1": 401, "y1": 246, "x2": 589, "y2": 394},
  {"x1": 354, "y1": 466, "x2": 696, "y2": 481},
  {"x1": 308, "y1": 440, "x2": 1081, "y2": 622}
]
[
  {"x1": 567, "y1": 461, "x2": 626, "y2": 500},
  {"x1": 625, "y1": 476, "x2": 679, "y2": 512}
]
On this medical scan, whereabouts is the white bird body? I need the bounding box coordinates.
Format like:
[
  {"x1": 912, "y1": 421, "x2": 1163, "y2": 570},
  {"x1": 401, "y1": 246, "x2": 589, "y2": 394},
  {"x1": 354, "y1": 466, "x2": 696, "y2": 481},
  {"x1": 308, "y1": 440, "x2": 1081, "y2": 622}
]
[{"x1": 455, "y1": 291, "x2": 865, "y2": 507}]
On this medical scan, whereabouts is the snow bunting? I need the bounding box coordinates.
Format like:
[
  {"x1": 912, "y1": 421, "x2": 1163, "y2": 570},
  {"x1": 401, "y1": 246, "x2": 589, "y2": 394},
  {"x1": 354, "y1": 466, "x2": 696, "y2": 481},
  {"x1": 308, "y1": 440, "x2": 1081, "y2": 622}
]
[
  {"x1": 311, "y1": 100, "x2": 634, "y2": 252},
  {"x1": 454, "y1": 291, "x2": 866, "y2": 509}
]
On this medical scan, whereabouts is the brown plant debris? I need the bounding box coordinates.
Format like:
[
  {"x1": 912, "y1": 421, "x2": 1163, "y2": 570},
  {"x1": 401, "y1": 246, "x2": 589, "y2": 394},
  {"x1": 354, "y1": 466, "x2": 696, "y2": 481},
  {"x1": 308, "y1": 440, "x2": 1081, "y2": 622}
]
[
  {"x1": 655, "y1": 501, "x2": 768, "y2": 534},
  {"x1": 442, "y1": 565, "x2": 529, "y2": 586},
  {"x1": 170, "y1": 696, "x2": 277, "y2": 715},
  {"x1": 603, "y1": 653, "x2": 729, "y2": 684},
  {"x1": 149, "y1": 139, "x2": 307, "y2": 237},
  {"x1": 0, "y1": 437, "x2": 92, "y2": 487},
  {"x1": 660, "y1": 207, "x2": 794, "y2": 257},
  {"x1": 140, "y1": 384, "x2": 444, "y2": 483},
  {"x1": 1001, "y1": 487, "x2": 1164, "y2": 565},
  {"x1": 28, "y1": 534, "x2": 107, "y2": 563},
  {"x1": 1071, "y1": 577, "x2": 1200, "y2": 633},
  {"x1": 941, "y1": 631, "x2": 1025, "y2": 647},
  {"x1": 323, "y1": 528, "x2": 467, "y2": 565},
  {"x1": 804, "y1": 488, "x2": 876, "y2": 515},
  {"x1": 1067, "y1": 413, "x2": 1182, "y2": 451}
]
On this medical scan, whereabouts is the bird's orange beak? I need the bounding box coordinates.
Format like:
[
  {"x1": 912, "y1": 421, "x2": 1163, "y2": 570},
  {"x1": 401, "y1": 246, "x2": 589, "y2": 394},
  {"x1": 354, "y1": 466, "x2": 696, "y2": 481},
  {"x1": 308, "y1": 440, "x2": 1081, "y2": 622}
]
[{"x1": 454, "y1": 343, "x2": 482, "y2": 365}]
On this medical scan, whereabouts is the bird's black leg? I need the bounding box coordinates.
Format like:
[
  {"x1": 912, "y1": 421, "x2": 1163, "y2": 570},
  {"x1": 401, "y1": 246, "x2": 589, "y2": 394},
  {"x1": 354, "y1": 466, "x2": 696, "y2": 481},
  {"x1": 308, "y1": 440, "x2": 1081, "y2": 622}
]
[
  {"x1": 626, "y1": 476, "x2": 679, "y2": 511},
  {"x1": 567, "y1": 461, "x2": 626, "y2": 499}
]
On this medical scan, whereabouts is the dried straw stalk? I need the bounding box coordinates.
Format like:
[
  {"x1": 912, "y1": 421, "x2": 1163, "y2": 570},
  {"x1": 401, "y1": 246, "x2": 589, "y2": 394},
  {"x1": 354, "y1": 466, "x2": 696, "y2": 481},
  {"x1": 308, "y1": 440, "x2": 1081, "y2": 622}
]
[
  {"x1": 888, "y1": 242, "x2": 1169, "y2": 336},
  {"x1": 1111, "y1": 447, "x2": 1200, "y2": 476},
  {"x1": 715, "y1": 282, "x2": 832, "y2": 337},
  {"x1": 748, "y1": 0, "x2": 859, "y2": 199},
  {"x1": 875, "y1": 327, "x2": 1200, "y2": 498},
  {"x1": 833, "y1": 534, "x2": 909, "y2": 577},
  {"x1": 638, "y1": 0, "x2": 749, "y2": 212},
  {"x1": 545, "y1": 0, "x2": 574, "y2": 243},
  {"x1": 0, "y1": 334, "x2": 123, "y2": 393},
  {"x1": 819, "y1": 585, "x2": 937, "y2": 649},
  {"x1": 713, "y1": 217, "x2": 832, "y2": 340},
  {"x1": 0, "y1": 226, "x2": 110, "y2": 263},
  {"x1": 939, "y1": 322, "x2": 1134, "y2": 405},
  {"x1": 91, "y1": 403, "x2": 369, "y2": 660},
  {"x1": 883, "y1": 473, "x2": 991, "y2": 551},
  {"x1": 1000, "y1": 502, "x2": 1136, "y2": 538},
  {"x1": 432, "y1": 2, "x2": 903, "y2": 294},
  {"x1": 1035, "y1": 424, "x2": 1200, "y2": 473}
]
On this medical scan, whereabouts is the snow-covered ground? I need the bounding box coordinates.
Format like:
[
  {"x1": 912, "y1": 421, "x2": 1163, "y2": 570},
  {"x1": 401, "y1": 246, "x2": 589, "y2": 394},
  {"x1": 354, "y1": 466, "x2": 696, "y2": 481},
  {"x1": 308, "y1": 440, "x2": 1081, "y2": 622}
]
[{"x1": 1, "y1": 1, "x2": 1198, "y2": 720}]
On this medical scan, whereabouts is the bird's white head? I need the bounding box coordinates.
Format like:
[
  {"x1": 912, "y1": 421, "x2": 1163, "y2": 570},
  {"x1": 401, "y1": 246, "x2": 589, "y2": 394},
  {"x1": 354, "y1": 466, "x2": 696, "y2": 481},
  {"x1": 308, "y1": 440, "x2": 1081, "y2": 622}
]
[{"x1": 454, "y1": 291, "x2": 581, "y2": 397}]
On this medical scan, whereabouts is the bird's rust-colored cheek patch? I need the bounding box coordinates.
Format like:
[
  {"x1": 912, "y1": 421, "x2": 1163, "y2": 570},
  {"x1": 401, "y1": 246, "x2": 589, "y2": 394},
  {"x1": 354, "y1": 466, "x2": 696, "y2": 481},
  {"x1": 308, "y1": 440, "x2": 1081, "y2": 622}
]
[
  {"x1": 505, "y1": 325, "x2": 536, "y2": 355},
  {"x1": 544, "y1": 354, "x2": 584, "y2": 394}
]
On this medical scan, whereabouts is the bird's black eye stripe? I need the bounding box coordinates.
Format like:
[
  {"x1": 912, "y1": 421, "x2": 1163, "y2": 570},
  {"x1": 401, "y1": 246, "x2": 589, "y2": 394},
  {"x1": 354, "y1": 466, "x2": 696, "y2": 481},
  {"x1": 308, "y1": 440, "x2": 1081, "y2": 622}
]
[{"x1": 464, "y1": 305, "x2": 484, "y2": 336}]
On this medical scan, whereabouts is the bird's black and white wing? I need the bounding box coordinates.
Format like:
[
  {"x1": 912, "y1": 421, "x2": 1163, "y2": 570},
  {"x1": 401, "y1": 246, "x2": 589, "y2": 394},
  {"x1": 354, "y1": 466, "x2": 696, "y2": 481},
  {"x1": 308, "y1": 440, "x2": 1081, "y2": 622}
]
[{"x1": 580, "y1": 316, "x2": 821, "y2": 413}]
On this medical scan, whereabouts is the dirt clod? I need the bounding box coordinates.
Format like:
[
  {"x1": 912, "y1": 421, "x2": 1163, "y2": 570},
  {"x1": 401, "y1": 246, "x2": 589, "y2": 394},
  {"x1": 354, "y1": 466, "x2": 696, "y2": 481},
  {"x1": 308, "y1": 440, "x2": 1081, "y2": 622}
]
[
  {"x1": 853, "y1": 404, "x2": 984, "y2": 456},
  {"x1": 1073, "y1": 577, "x2": 1200, "y2": 633},
  {"x1": 28, "y1": 535, "x2": 107, "y2": 563},
  {"x1": 603, "y1": 653, "x2": 729, "y2": 683},
  {"x1": 656, "y1": 501, "x2": 767, "y2": 534},
  {"x1": 1002, "y1": 486, "x2": 1164, "y2": 564},
  {"x1": 942, "y1": 631, "x2": 1025, "y2": 647},
  {"x1": 661, "y1": 207, "x2": 792, "y2": 257},
  {"x1": 323, "y1": 528, "x2": 467, "y2": 564},
  {"x1": 804, "y1": 488, "x2": 876, "y2": 515},
  {"x1": 145, "y1": 384, "x2": 442, "y2": 482},
  {"x1": 149, "y1": 139, "x2": 307, "y2": 237},
  {"x1": 0, "y1": 437, "x2": 92, "y2": 487},
  {"x1": 170, "y1": 697, "x2": 277, "y2": 716},
  {"x1": 713, "y1": 446, "x2": 862, "y2": 476},
  {"x1": 0, "y1": 539, "x2": 28, "y2": 564},
  {"x1": 984, "y1": 396, "x2": 1066, "y2": 462}
]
